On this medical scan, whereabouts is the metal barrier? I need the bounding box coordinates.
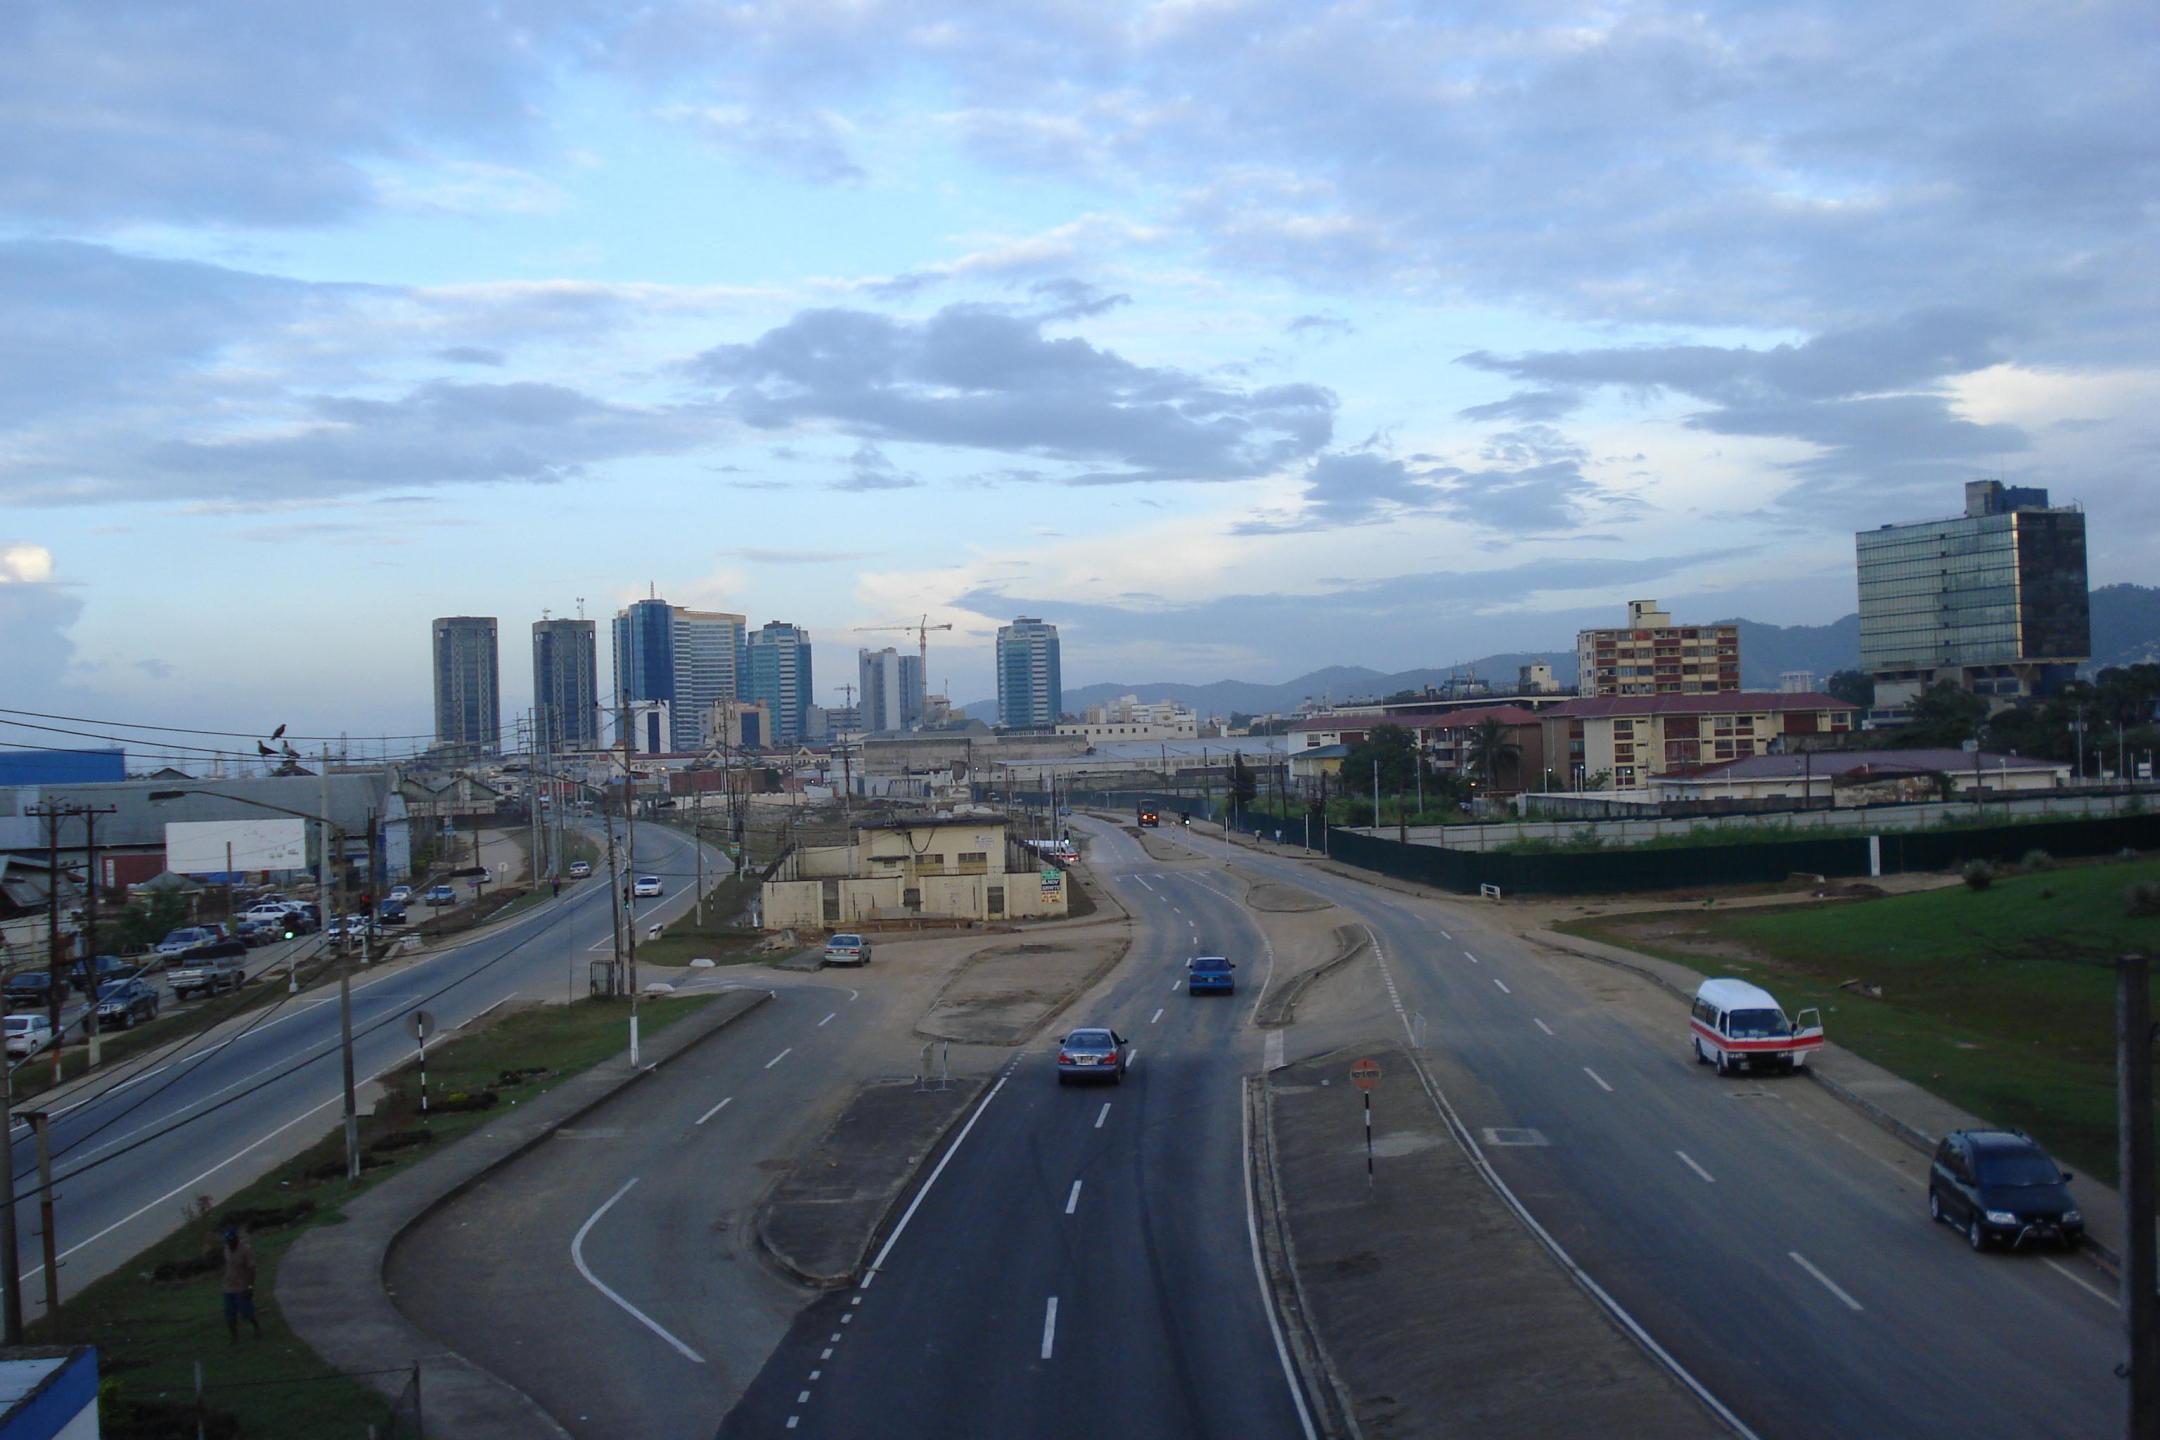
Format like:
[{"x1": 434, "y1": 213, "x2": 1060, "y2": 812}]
[{"x1": 1478, "y1": 883, "x2": 1503, "y2": 900}]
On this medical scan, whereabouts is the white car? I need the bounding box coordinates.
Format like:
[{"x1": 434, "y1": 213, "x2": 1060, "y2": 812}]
[
  {"x1": 389, "y1": 885, "x2": 413, "y2": 904},
  {"x1": 4, "y1": 1014, "x2": 53, "y2": 1060},
  {"x1": 632, "y1": 875, "x2": 662, "y2": 898}
]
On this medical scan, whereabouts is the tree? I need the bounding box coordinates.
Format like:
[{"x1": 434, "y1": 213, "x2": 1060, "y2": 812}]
[
  {"x1": 1229, "y1": 750, "x2": 1257, "y2": 811},
  {"x1": 1900, "y1": 681, "x2": 1988, "y2": 749},
  {"x1": 110, "y1": 888, "x2": 190, "y2": 952},
  {"x1": 1342, "y1": 724, "x2": 1419, "y2": 796},
  {"x1": 1466, "y1": 717, "x2": 1523, "y2": 791},
  {"x1": 1825, "y1": 669, "x2": 1875, "y2": 709}
]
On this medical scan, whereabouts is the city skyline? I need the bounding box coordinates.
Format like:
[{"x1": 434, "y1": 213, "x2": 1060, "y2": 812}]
[{"x1": 3, "y1": 5, "x2": 2155, "y2": 748}]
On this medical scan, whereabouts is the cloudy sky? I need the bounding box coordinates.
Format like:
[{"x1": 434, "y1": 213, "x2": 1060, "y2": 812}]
[{"x1": 4, "y1": 1, "x2": 2155, "y2": 753}]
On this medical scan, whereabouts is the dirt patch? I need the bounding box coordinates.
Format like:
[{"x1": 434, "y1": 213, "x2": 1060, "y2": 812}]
[
  {"x1": 1255, "y1": 924, "x2": 1368, "y2": 1028},
  {"x1": 916, "y1": 933, "x2": 1131, "y2": 1045}
]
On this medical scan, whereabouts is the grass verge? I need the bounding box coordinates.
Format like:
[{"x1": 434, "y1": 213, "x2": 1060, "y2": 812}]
[
  {"x1": 1558, "y1": 854, "x2": 2160, "y2": 1183},
  {"x1": 35, "y1": 994, "x2": 717, "y2": 1439}
]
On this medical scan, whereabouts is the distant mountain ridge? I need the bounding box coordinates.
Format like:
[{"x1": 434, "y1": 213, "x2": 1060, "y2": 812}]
[{"x1": 962, "y1": 584, "x2": 2158, "y2": 719}]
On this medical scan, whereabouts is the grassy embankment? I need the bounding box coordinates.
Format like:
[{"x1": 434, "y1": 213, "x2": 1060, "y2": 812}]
[
  {"x1": 1558, "y1": 854, "x2": 2160, "y2": 1183},
  {"x1": 36, "y1": 994, "x2": 716, "y2": 1439}
]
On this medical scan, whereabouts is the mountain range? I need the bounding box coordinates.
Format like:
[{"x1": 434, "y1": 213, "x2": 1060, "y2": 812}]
[{"x1": 963, "y1": 583, "x2": 2160, "y2": 720}]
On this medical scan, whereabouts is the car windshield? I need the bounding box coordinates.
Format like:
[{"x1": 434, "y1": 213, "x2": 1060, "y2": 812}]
[
  {"x1": 1194, "y1": 957, "x2": 1229, "y2": 970},
  {"x1": 830, "y1": 936, "x2": 860, "y2": 946},
  {"x1": 98, "y1": 982, "x2": 130, "y2": 1000},
  {"x1": 1976, "y1": 1150, "x2": 2064, "y2": 1187},
  {"x1": 1069, "y1": 1031, "x2": 1112, "y2": 1048},
  {"x1": 4, "y1": 1018, "x2": 32, "y2": 1033},
  {"x1": 1726, "y1": 1008, "x2": 1791, "y2": 1039}
]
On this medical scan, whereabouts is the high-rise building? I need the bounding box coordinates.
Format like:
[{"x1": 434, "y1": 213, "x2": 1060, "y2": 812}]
[
  {"x1": 996, "y1": 617, "x2": 1062, "y2": 728},
  {"x1": 745, "y1": 622, "x2": 814, "y2": 746},
  {"x1": 1857, "y1": 480, "x2": 2089, "y2": 714},
  {"x1": 532, "y1": 618, "x2": 600, "y2": 752},
  {"x1": 1575, "y1": 600, "x2": 1740, "y2": 697},
  {"x1": 610, "y1": 597, "x2": 747, "y2": 751},
  {"x1": 431, "y1": 616, "x2": 500, "y2": 760},
  {"x1": 857, "y1": 647, "x2": 925, "y2": 733}
]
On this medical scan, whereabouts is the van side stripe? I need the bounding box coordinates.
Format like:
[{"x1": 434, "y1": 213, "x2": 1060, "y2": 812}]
[{"x1": 1691, "y1": 1019, "x2": 1825, "y2": 1053}]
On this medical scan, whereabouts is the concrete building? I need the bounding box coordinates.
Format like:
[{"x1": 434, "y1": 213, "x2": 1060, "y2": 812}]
[
  {"x1": 1542, "y1": 692, "x2": 1856, "y2": 791},
  {"x1": 531, "y1": 618, "x2": 600, "y2": 753},
  {"x1": 858, "y1": 647, "x2": 925, "y2": 733},
  {"x1": 1518, "y1": 663, "x2": 1560, "y2": 695},
  {"x1": 611, "y1": 597, "x2": 749, "y2": 753},
  {"x1": 1857, "y1": 480, "x2": 2090, "y2": 715},
  {"x1": 1575, "y1": 600, "x2": 1740, "y2": 698},
  {"x1": 704, "y1": 698, "x2": 769, "y2": 750},
  {"x1": 431, "y1": 616, "x2": 500, "y2": 759},
  {"x1": 1779, "y1": 670, "x2": 1818, "y2": 694},
  {"x1": 1057, "y1": 694, "x2": 1198, "y2": 742},
  {"x1": 745, "y1": 621, "x2": 814, "y2": 746},
  {"x1": 761, "y1": 815, "x2": 1069, "y2": 929},
  {"x1": 996, "y1": 617, "x2": 1062, "y2": 729},
  {"x1": 1652, "y1": 749, "x2": 2068, "y2": 805}
]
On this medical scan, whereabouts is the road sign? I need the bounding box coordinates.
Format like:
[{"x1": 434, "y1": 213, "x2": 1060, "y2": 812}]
[
  {"x1": 1349, "y1": 1057, "x2": 1381, "y2": 1091},
  {"x1": 409, "y1": 1010, "x2": 433, "y2": 1043}
]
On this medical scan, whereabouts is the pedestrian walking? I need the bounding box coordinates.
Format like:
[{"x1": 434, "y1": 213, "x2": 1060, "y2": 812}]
[
  {"x1": 220, "y1": 1227, "x2": 261, "y2": 1341},
  {"x1": 551, "y1": 876, "x2": 561, "y2": 898}
]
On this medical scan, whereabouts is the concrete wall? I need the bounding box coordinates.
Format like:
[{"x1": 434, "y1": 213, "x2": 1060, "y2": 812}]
[{"x1": 762, "y1": 865, "x2": 1066, "y2": 929}]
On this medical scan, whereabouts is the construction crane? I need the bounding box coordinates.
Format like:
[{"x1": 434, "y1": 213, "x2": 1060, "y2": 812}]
[{"x1": 853, "y1": 614, "x2": 954, "y2": 674}]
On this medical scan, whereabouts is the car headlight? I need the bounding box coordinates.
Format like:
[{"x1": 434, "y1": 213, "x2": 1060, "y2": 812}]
[
  {"x1": 2063, "y1": 1210, "x2": 2082, "y2": 1225},
  {"x1": 1984, "y1": 1209, "x2": 2018, "y2": 1226}
]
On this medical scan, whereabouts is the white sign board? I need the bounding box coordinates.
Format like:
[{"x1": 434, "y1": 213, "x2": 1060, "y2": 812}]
[{"x1": 166, "y1": 818, "x2": 309, "y2": 874}]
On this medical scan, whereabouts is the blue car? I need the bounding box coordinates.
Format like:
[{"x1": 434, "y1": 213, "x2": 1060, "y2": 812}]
[{"x1": 1187, "y1": 955, "x2": 1235, "y2": 995}]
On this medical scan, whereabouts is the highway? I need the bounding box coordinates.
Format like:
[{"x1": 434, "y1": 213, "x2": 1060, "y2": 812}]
[
  {"x1": 1163, "y1": 824, "x2": 2122, "y2": 1440},
  {"x1": 720, "y1": 816, "x2": 1313, "y2": 1439},
  {"x1": 1, "y1": 819, "x2": 719, "y2": 1315}
]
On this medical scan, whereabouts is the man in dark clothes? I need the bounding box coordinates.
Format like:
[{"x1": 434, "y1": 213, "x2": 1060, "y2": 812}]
[{"x1": 221, "y1": 1226, "x2": 261, "y2": 1341}]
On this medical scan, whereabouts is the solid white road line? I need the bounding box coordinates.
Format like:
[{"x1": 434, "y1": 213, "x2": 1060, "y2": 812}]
[
  {"x1": 1151, "y1": 1007, "x2": 1164, "y2": 1024},
  {"x1": 764, "y1": 1047, "x2": 792, "y2": 1069},
  {"x1": 1242, "y1": 1085, "x2": 1322, "y2": 1440},
  {"x1": 1041, "y1": 1296, "x2": 1059, "y2": 1359},
  {"x1": 1066, "y1": 1180, "x2": 1082, "y2": 1215},
  {"x1": 818, "y1": 1012, "x2": 836, "y2": 1027},
  {"x1": 1533, "y1": 1018, "x2": 1555, "y2": 1036},
  {"x1": 1095, "y1": 1102, "x2": 1111, "y2": 1129},
  {"x1": 1675, "y1": 1150, "x2": 1716, "y2": 1184},
  {"x1": 1492, "y1": 977, "x2": 1511, "y2": 994},
  {"x1": 571, "y1": 1178, "x2": 706, "y2": 1363},
  {"x1": 2044, "y1": 1258, "x2": 2120, "y2": 1307},
  {"x1": 1582, "y1": 1067, "x2": 1614, "y2": 1092},
  {"x1": 695, "y1": 1096, "x2": 733, "y2": 1126},
  {"x1": 1789, "y1": 1251, "x2": 1864, "y2": 1312},
  {"x1": 859, "y1": 1069, "x2": 1014, "y2": 1290}
]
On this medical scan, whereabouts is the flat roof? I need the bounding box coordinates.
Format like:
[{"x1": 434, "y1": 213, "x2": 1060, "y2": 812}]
[{"x1": 1695, "y1": 977, "x2": 1782, "y2": 1011}]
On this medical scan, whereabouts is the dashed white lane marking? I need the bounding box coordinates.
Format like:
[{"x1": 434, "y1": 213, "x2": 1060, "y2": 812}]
[
  {"x1": 2044, "y1": 1258, "x2": 2120, "y2": 1307},
  {"x1": 1169, "y1": 976, "x2": 1182, "y2": 992},
  {"x1": 1041, "y1": 1296, "x2": 1059, "y2": 1359},
  {"x1": 764, "y1": 1047, "x2": 792, "y2": 1069},
  {"x1": 1464, "y1": 950, "x2": 1480, "y2": 965},
  {"x1": 571, "y1": 1178, "x2": 706, "y2": 1364},
  {"x1": 842, "y1": 1313, "x2": 853, "y2": 1325},
  {"x1": 810, "y1": 1369, "x2": 821, "y2": 1379},
  {"x1": 1676, "y1": 1150, "x2": 1716, "y2": 1184},
  {"x1": 818, "y1": 1011, "x2": 836, "y2": 1026},
  {"x1": 1363, "y1": 925, "x2": 1420, "y2": 1050},
  {"x1": 1789, "y1": 1252, "x2": 1863, "y2": 1312},
  {"x1": 1583, "y1": 1067, "x2": 1614, "y2": 1093},
  {"x1": 1126, "y1": 1046, "x2": 1139, "y2": 1067},
  {"x1": 1492, "y1": 977, "x2": 1511, "y2": 994},
  {"x1": 830, "y1": 1332, "x2": 841, "y2": 1342},
  {"x1": 797, "y1": 1390, "x2": 810, "y2": 1403},
  {"x1": 820, "y1": 1347, "x2": 833, "y2": 1360},
  {"x1": 786, "y1": 1417, "x2": 799, "y2": 1430},
  {"x1": 694, "y1": 1096, "x2": 732, "y2": 1126},
  {"x1": 1533, "y1": 1018, "x2": 1555, "y2": 1036},
  {"x1": 1066, "y1": 1180, "x2": 1082, "y2": 1215},
  {"x1": 1134, "y1": 876, "x2": 1157, "y2": 892},
  {"x1": 1439, "y1": 929, "x2": 1452, "y2": 940},
  {"x1": 1095, "y1": 1102, "x2": 1111, "y2": 1129},
  {"x1": 1151, "y1": 1007, "x2": 1164, "y2": 1024}
]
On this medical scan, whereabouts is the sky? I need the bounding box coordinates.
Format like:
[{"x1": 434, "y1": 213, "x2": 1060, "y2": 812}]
[{"x1": 3, "y1": 1, "x2": 2156, "y2": 756}]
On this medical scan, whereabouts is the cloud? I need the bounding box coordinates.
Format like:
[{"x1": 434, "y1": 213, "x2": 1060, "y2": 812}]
[
  {"x1": 722, "y1": 546, "x2": 876, "y2": 565},
  {"x1": 0, "y1": 542, "x2": 55, "y2": 584},
  {"x1": 435, "y1": 346, "x2": 506, "y2": 366},
  {"x1": 1240, "y1": 426, "x2": 1612, "y2": 536},
  {"x1": 1285, "y1": 312, "x2": 1354, "y2": 341},
  {"x1": 690, "y1": 301, "x2": 1335, "y2": 484},
  {"x1": 665, "y1": 103, "x2": 864, "y2": 183},
  {"x1": 0, "y1": 544, "x2": 81, "y2": 702},
  {"x1": 829, "y1": 442, "x2": 920, "y2": 492},
  {"x1": 1457, "y1": 389, "x2": 1583, "y2": 424},
  {"x1": 1027, "y1": 278, "x2": 1129, "y2": 322}
]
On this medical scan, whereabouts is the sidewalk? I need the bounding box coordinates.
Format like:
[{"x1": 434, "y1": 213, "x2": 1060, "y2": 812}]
[{"x1": 278, "y1": 987, "x2": 771, "y2": 1440}]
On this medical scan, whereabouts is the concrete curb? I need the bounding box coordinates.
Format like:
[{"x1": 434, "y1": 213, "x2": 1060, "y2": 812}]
[
  {"x1": 1254, "y1": 926, "x2": 1369, "y2": 1030},
  {"x1": 277, "y1": 987, "x2": 772, "y2": 1440}
]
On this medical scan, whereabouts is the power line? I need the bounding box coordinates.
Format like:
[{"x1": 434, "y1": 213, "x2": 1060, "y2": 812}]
[{"x1": 0, "y1": 708, "x2": 437, "y2": 746}]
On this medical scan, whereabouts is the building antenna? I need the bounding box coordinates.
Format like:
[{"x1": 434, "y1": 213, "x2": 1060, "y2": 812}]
[{"x1": 576, "y1": 597, "x2": 585, "y2": 620}]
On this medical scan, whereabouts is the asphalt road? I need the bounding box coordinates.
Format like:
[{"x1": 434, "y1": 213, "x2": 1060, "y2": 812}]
[
  {"x1": 1170, "y1": 826, "x2": 2122, "y2": 1440},
  {"x1": 720, "y1": 816, "x2": 1314, "y2": 1440},
  {"x1": 1, "y1": 819, "x2": 722, "y2": 1315}
]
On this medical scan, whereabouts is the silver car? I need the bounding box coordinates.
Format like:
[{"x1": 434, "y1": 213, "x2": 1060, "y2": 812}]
[
  {"x1": 1056, "y1": 1027, "x2": 1129, "y2": 1085},
  {"x1": 822, "y1": 933, "x2": 872, "y2": 966}
]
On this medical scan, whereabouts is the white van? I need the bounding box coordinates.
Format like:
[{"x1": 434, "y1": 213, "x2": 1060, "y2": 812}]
[{"x1": 1689, "y1": 977, "x2": 1823, "y2": 1076}]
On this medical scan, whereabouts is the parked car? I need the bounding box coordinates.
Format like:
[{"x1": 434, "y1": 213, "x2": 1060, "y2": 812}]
[
  {"x1": 1689, "y1": 977, "x2": 1824, "y2": 1076},
  {"x1": 156, "y1": 926, "x2": 219, "y2": 956},
  {"x1": 94, "y1": 978, "x2": 160, "y2": 1029},
  {"x1": 4, "y1": 1014, "x2": 54, "y2": 1060},
  {"x1": 423, "y1": 884, "x2": 456, "y2": 906},
  {"x1": 232, "y1": 920, "x2": 273, "y2": 948},
  {"x1": 388, "y1": 885, "x2": 413, "y2": 904},
  {"x1": 1929, "y1": 1130, "x2": 2084, "y2": 1253},
  {"x1": 3, "y1": 971, "x2": 54, "y2": 1009},
  {"x1": 167, "y1": 954, "x2": 245, "y2": 1002},
  {"x1": 632, "y1": 875, "x2": 662, "y2": 898},
  {"x1": 823, "y1": 933, "x2": 872, "y2": 966},
  {"x1": 1055, "y1": 1027, "x2": 1129, "y2": 1085},
  {"x1": 69, "y1": 955, "x2": 137, "y2": 994},
  {"x1": 1186, "y1": 955, "x2": 1236, "y2": 995},
  {"x1": 568, "y1": 861, "x2": 592, "y2": 879},
  {"x1": 240, "y1": 902, "x2": 296, "y2": 928}
]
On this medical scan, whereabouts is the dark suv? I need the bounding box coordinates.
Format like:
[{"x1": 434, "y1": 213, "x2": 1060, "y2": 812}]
[{"x1": 1928, "y1": 1129, "x2": 2083, "y2": 1253}]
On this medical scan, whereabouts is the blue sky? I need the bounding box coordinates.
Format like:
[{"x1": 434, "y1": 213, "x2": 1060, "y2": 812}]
[{"x1": 3, "y1": 1, "x2": 2155, "y2": 753}]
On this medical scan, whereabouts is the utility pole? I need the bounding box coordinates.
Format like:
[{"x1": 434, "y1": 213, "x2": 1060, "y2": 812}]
[
  {"x1": 34, "y1": 807, "x2": 65, "y2": 1087},
  {"x1": 25, "y1": 1112, "x2": 56, "y2": 1323},
  {"x1": 694, "y1": 813, "x2": 705, "y2": 929},
  {"x1": 0, "y1": 1061, "x2": 17, "y2": 1343},
  {"x1": 623, "y1": 691, "x2": 640, "y2": 1065},
  {"x1": 2120, "y1": 951, "x2": 2157, "y2": 1438}
]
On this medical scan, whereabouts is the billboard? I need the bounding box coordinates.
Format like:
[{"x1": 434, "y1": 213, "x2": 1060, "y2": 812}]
[{"x1": 166, "y1": 818, "x2": 309, "y2": 874}]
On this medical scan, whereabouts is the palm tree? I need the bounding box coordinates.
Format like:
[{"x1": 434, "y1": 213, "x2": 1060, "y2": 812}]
[{"x1": 1466, "y1": 718, "x2": 1522, "y2": 791}]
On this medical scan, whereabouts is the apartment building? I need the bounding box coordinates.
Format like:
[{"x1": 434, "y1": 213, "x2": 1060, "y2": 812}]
[
  {"x1": 996, "y1": 617, "x2": 1062, "y2": 729},
  {"x1": 1575, "y1": 600, "x2": 1740, "y2": 697},
  {"x1": 431, "y1": 616, "x2": 500, "y2": 760},
  {"x1": 1542, "y1": 692, "x2": 1856, "y2": 790}
]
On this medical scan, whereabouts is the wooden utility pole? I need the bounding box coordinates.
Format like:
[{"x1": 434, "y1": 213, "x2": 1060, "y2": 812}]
[{"x1": 2120, "y1": 952, "x2": 2157, "y2": 1439}]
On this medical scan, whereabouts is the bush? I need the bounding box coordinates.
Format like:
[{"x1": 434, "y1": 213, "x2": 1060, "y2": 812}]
[
  {"x1": 2129, "y1": 881, "x2": 2160, "y2": 918},
  {"x1": 1962, "y1": 861, "x2": 1997, "y2": 891},
  {"x1": 2020, "y1": 849, "x2": 2054, "y2": 872}
]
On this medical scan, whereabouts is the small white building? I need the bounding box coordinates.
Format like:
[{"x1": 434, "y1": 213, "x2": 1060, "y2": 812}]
[
  {"x1": 1058, "y1": 694, "x2": 1199, "y2": 743},
  {"x1": 761, "y1": 815, "x2": 1069, "y2": 929}
]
